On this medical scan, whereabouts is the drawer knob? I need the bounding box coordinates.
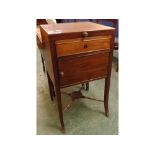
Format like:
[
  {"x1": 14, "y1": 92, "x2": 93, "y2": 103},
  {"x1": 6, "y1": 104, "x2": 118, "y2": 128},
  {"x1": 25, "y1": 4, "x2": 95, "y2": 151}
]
[
  {"x1": 60, "y1": 72, "x2": 64, "y2": 77},
  {"x1": 82, "y1": 32, "x2": 88, "y2": 37}
]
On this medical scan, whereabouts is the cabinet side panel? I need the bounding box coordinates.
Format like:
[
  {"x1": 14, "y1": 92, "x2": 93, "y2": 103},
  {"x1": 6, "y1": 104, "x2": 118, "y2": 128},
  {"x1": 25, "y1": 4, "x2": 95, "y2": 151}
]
[{"x1": 40, "y1": 29, "x2": 54, "y2": 82}]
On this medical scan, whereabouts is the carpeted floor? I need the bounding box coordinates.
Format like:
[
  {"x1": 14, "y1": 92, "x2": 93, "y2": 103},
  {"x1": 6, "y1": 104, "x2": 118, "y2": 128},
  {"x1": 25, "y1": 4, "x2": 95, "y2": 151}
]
[{"x1": 37, "y1": 48, "x2": 118, "y2": 135}]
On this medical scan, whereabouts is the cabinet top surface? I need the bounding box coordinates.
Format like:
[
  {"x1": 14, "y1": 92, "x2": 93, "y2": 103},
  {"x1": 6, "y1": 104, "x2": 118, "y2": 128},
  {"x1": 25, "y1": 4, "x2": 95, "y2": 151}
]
[{"x1": 40, "y1": 22, "x2": 115, "y2": 35}]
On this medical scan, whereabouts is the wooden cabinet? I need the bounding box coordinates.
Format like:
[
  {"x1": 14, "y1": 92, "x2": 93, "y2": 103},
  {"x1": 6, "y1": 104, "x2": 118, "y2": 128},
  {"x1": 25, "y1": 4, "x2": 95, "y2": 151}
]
[{"x1": 40, "y1": 22, "x2": 115, "y2": 132}]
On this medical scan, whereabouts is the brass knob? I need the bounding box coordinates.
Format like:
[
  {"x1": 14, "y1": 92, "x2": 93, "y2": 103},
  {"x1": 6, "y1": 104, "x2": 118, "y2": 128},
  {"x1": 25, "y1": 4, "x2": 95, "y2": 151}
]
[
  {"x1": 60, "y1": 72, "x2": 64, "y2": 77},
  {"x1": 82, "y1": 32, "x2": 88, "y2": 37}
]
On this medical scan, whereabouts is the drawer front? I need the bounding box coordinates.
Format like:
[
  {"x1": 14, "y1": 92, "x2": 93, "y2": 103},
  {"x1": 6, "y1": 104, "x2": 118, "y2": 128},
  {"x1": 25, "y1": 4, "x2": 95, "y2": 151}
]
[
  {"x1": 58, "y1": 52, "x2": 110, "y2": 87},
  {"x1": 56, "y1": 36, "x2": 111, "y2": 57}
]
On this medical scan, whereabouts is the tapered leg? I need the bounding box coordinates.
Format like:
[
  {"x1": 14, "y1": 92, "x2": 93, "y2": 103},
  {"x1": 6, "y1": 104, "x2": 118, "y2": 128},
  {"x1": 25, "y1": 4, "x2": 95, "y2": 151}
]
[
  {"x1": 55, "y1": 88, "x2": 65, "y2": 132},
  {"x1": 104, "y1": 77, "x2": 111, "y2": 117},
  {"x1": 47, "y1": 72, "x2": 54, "y2": 101},
  {"x1": 47, "y1": 72, "x2": 64, "y2": 132},
  {"x1": 41, "y1": 55, "x2": 45, "y2": 73},
  {"x1": 86, "y1": 83, "x2": 89, "y2": 91}
]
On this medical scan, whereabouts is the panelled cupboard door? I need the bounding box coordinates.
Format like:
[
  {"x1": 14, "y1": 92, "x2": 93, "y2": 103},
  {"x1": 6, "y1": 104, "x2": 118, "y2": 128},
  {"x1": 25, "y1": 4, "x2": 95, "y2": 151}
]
[{"x1": 58, "y1": 52, "x2": 110, "y2": 87}]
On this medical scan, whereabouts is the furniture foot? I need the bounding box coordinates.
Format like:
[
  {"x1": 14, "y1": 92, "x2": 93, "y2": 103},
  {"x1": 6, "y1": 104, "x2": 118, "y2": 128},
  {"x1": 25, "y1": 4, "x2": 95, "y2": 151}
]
[
  {"x1": 56, "y1": 87, "x2": 65, "y2": 132},
  {"x1": 60, "y1": 127, "x2": 65, "y2": 134},
  {"x1": 105, "y1": 111, "x2": 109, "y2": 117}
]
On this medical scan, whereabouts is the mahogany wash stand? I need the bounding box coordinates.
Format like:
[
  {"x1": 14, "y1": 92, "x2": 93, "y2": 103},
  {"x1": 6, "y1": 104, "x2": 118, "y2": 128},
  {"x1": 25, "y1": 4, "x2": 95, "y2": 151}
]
[{"x1": 39, "y1": 22, "x2": 115, "y2": 133}]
